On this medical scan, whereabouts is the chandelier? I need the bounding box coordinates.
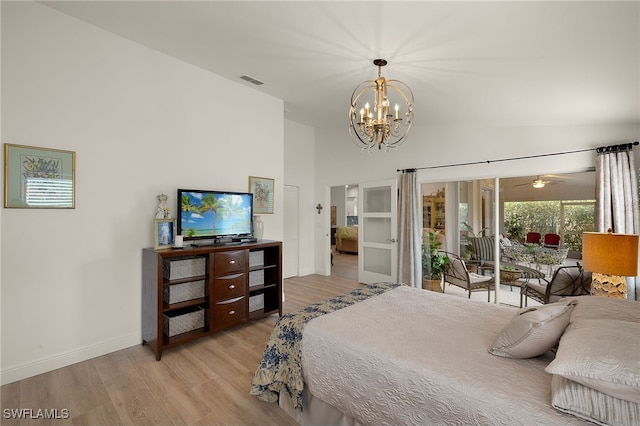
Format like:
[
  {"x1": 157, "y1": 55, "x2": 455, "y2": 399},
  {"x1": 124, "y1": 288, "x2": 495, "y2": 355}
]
[{"x1": 349, "y1": 59, "x2": 414, "y2": 152}]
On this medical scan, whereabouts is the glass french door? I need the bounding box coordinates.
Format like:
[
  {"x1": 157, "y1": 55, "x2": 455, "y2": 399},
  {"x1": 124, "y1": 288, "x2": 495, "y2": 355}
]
[{"x1": 358, "y1": 179, "x2": 398, "y2": 284}]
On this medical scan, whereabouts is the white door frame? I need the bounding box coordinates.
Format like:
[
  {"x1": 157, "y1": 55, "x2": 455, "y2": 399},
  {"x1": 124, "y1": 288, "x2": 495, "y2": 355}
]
[{"x1": 320, "y1": 185, "x2": 332, "y2": 276}]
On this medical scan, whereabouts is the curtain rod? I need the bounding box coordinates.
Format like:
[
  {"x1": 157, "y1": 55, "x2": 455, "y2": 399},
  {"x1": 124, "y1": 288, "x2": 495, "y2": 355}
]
[
  {"x1": 397, "y1": 141, "x2": 638, "y2": 173},
  {"x1": 596, "y1": 140, "x2": 639, "y2": 154}
]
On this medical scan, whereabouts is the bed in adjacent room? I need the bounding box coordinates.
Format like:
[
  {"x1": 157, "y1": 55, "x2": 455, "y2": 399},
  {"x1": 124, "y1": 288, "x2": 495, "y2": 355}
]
[{"x1": 251, "y1": 282, "x2": 639, "y2": 426}]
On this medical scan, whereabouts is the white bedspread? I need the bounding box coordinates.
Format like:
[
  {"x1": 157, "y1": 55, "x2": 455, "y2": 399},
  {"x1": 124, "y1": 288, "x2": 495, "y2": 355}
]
[{"x1": 301, "y1": 286, "x2": 589, "y2": 425}]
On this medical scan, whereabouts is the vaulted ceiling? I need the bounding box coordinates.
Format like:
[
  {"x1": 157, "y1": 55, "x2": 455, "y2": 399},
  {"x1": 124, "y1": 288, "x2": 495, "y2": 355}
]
[
  {"x1": 42, "y1": 1, "x2": 639, "y2": 131},
  {"x1": 39, "y1": 1, "x2": 637, "y2": 199}
]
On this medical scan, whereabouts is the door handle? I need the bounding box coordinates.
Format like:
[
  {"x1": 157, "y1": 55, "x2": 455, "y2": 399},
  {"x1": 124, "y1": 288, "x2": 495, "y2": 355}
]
[{"x1": 388, "y1": 238, "x2": 397, "y2": 243}]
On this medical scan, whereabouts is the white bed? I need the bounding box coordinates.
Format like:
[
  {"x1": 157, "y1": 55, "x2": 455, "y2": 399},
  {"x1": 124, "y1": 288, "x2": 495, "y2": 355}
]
[{"x1": 252, "y1": 283, "x2": 639, "y2": 425}]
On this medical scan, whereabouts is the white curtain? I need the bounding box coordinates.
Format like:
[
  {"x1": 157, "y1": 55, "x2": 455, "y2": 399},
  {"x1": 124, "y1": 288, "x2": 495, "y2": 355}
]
[
  {"x1": 595, "y1": 147, "x2": 640, "y2": 299},
  {"x1": 398, "y1": 171, "x2": 422, "y2": 288}
]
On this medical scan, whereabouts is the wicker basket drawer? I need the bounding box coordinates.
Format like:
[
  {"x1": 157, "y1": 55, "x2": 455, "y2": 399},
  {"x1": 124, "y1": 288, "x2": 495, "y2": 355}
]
[
  {"x1": 163, "y1": 280, "x2": 205, "y2": 304},
  {"x1": 249, "y1": 250, "x2": 264, "y2": 267},
  {"x1": 214, "y1": 274, "x2": 245, "y2": 301},
  {"x1": 249, "y1": 293, "x2": 264, "y2": 312},
  {"x1": 215, "y1": 251, "x2": 246, "y2": 276},
  {"x1": 249, "y1": 270, "x2": 265, "y2": 287},
  {"x1": 213, "y1": 297, "x2": 246, "y2": 331},
  {"x1": 163, "y1": 256, "x2": 206, "y2": 280},
  {"x1": 162, "y1": 306, "x2": 205, "y2": 337}
]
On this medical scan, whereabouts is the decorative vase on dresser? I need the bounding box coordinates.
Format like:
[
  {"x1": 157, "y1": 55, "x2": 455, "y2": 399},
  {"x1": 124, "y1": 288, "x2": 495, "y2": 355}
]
[{"x1": 253, "y1": 215, "x2": 264, "y2": 241}]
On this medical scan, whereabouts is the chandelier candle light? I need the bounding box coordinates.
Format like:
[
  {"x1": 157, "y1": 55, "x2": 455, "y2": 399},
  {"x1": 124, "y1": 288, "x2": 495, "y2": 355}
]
[
  {"x1": 349, "y1": 59, "x2": 414, "y2": 152},
  {"x1": 582, "y1": 230, "x2": 639, "y2": 299}
]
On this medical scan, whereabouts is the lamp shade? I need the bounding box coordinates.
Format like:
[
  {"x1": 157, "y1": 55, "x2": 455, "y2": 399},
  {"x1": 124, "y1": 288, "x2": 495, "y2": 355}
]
[{"x1": 582, "y1": 232, "x2": 639, "y2": 276}]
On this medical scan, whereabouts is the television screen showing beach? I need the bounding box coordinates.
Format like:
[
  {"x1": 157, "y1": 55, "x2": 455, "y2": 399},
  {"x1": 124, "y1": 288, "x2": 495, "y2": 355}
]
[{"x1": 179, "y1": 191, "x2": 253, "y2": 238}]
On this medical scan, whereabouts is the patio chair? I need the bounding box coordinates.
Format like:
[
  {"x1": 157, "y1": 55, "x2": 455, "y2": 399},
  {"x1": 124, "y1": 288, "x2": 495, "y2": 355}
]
[
  {"x1": 543, "y1": 233, "x2": 561, "y2": 248},
  {"x1": 526, "y1": 232, "x2": 541, "y2": 244},
  {"x1": 442, "y1": 252, "x2": 494, "y2": 302},
  {"x1": 521, "y1": 265, "x2": 592, "y2": 306},
  {"x1": 468, "y1": 236, "x2": 495, "y2": 263},
  {"x1": 511, "y1": 263, "x2": 546, "y2": 307}
]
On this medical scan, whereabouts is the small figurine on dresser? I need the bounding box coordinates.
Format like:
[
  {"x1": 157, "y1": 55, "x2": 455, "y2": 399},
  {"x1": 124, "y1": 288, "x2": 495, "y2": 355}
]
[{"x1": 155, "y1": 193, "x2": 171, "y2": 219}]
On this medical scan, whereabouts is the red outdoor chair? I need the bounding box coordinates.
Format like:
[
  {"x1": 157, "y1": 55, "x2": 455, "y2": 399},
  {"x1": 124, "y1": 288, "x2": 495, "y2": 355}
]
[
  {"x1": 526, "y1": 232, "x2": 541, "y2": 244},
  {"x1": 543, "y1": 233, "x2": 561, "y2": 248}
]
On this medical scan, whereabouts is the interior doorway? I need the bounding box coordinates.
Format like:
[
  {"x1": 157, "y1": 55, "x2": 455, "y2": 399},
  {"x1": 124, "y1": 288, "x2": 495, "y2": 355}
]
[{"x1": 330, "y1": 184, "x2": 359, "y2": 281}]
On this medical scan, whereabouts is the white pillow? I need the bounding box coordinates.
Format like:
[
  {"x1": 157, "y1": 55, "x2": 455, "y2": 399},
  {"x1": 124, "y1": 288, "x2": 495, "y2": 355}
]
[
  {"x1": 489, "y1": 300, "x2": 576, "y2": 359},
  {"x1": 563, "y1": 295, "x2": 640, "y2": 324},
  {"x1": 550, "y1": 374, "x2": 640, "y2": 426},
  {"x1": 546, "y1": 318, "x2": 640, "y2": 404}
]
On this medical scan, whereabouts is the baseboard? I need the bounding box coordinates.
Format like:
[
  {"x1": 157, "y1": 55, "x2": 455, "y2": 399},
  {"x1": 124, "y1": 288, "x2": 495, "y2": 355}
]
[
  {"x1": 1, "y1": 332, "x2": 140, "y2": 385},
  {"x1": 298, "y1": 267, "x2": 316, "y2": 277}
]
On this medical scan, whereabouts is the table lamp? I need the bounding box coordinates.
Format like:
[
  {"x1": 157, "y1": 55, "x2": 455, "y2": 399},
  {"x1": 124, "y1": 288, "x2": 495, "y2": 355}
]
[{"x1": 582, "y1": 230, "x2": 639, "y2": 299}]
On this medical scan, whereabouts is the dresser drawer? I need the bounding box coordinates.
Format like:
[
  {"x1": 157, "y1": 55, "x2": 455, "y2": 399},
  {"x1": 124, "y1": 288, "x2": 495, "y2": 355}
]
[
  {"x1": 213, "y1": 297, "x2": 246, "y2": 331},
  {"x1": 214, "y1": 274, "x2": 245, "y2": 301},
  {"x1": 215, "y1": 251, "x2": 246, "y2": 276}
]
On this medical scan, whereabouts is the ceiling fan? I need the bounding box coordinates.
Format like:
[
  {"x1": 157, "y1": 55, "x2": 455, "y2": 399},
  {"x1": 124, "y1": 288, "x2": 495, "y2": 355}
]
[{"x1": 514, "y1": 175, "x2": 564, "y2": 189}]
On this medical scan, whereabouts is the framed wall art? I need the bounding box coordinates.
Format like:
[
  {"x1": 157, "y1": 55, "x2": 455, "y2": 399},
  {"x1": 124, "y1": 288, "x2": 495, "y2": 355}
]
[
  {"x1": 155, "y1": 218, "x2": 176, "y2": 250},
  {"x1": 249, "y1": 176, "x2": 274, "y2": 214},
  {"x1": 4, "y1": 143, "x2": 76, "y2": 208}
]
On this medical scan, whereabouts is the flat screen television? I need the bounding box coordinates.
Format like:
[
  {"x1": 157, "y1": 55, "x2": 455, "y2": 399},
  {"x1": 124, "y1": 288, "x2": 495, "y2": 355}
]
[{"x1": 177, "y1": 189, "x2": 253, "y2": 242}]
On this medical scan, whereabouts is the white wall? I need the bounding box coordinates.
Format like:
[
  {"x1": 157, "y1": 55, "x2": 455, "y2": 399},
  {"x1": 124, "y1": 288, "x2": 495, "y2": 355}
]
[
  {"x1": 283, "y1": 120, "x2": 315, "y2": 276},
  {"x1": 330, "y1": 186, "x2": 346, "y2": 227},
  {"x1": 345, "y1": 185, "x2": 358, "y2": 217},
  {"x1": 1, "y1": 2, "x2": 284, "y2": 384}
]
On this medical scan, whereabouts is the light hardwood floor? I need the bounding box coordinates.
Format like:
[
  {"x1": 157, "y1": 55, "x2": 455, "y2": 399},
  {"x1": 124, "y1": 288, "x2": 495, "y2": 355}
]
[
  {"x1": 1, "y1": 272, "x2": 362, "y2": 426},
  {"x1": 329, "y1": 249, "x2": 358, "y2": 282}
]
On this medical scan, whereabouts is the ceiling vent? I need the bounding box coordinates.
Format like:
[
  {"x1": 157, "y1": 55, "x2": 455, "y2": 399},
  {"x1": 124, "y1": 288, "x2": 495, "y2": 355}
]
[{"x1": 240, "y1": 75, "x2": 264, "y2": 86}]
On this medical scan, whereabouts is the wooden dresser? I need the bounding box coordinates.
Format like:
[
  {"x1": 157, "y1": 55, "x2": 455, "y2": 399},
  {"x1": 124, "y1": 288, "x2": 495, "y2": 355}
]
[{"x1": 142, "y1": 240, "x2": 282, "y2": 360}]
